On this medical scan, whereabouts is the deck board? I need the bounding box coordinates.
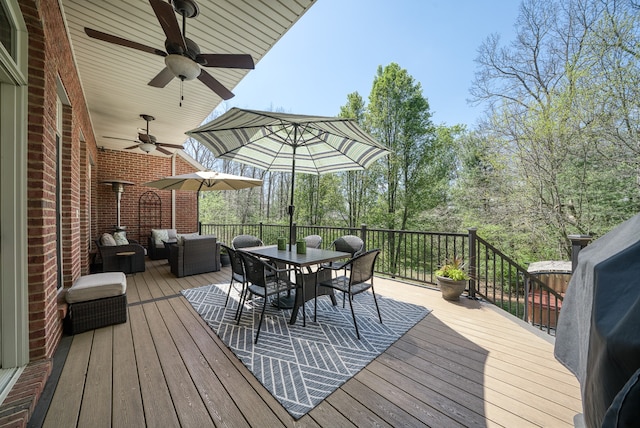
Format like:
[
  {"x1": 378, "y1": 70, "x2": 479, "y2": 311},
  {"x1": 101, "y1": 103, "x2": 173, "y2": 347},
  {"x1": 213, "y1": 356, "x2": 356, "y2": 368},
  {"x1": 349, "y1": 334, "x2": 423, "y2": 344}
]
[
  {"x1": 112, "y1": 320, "x2": 145, "y2": 427},
  {"x1": 41, "y1": 332, "x2": 92, "y2": 428},
  {"x1": 129, "y1": 305, "x2": 181, "y2": 427},
  {"x1": 40, "y1": 259, "x2": 583, "y2": 427},
  {"x1": 78, "y1": 327, "x2": 112, "y2": 427}
]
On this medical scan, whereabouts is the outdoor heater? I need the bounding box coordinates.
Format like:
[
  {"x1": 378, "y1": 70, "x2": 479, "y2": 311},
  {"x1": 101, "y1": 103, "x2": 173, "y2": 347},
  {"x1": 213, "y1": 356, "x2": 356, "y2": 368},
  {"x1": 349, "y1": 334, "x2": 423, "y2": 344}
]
[{"x1": 101, "y1": 179, "x2": 134, "y2": 232}]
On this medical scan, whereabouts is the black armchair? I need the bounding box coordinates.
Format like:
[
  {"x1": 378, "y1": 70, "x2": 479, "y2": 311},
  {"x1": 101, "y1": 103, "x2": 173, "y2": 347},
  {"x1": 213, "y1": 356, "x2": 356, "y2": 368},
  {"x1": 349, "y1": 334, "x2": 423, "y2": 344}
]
[
  {"x1": 169, "y1": 235, "x2": 221, "y2": 277},
  {"x1": 95, "y1": 238, "x2": 146, "y2": 274},
  {"x1": 148, "y1": 228, "x2": 178, "y2": 260}
]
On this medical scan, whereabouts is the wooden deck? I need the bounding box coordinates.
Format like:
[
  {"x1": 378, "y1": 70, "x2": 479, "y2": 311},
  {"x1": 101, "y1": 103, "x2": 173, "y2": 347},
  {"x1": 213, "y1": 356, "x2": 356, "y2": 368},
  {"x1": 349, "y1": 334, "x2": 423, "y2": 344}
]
[{"x1": 38, "y1": 259, "x2": 582, "y2": 427}]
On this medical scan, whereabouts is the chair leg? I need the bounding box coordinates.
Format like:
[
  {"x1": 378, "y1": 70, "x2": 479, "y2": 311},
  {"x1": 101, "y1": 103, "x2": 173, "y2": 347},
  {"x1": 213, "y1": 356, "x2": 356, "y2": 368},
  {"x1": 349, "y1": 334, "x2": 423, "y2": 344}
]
[
  {"x1": 225, "y1": 278, "x2": 234, "y2": 307},
  {"x1": 254, "y1": 295, "x2": 268, "y2": 344},
  {"x1": 371, "y1": 285, "x2": 383, "y2": 324},
  {"x1": 346, "y1": 292, "x2": 360, "y2": 339},
  {"x1": 302, "y1": 288, "x2": 306, "y2": 327},
  {"x1": 314, "y1": 283, "x2": 318, "y2": 322},
  {"x1": 236, "y1": 287, "x2": 249, "y2": 325},
  {"x1": 234, "y1": 283, "x2": 246, "y2": 320}
]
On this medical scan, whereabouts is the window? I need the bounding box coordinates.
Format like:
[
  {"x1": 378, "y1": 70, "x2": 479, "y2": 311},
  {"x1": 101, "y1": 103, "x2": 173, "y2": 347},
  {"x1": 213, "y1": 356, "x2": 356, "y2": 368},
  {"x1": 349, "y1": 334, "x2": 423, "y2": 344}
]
[{"x1": 0, "y1": 3, "x2": 13, "y2": 59}]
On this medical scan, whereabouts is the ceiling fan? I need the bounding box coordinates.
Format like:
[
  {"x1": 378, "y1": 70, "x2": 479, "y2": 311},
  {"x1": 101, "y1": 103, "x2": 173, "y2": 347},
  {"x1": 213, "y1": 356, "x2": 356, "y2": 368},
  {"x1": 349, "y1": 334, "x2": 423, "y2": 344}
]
[
  {"x1": 84, "y1": 0, "x2": 254, "y2": 100},
  {"x1": 103, "y1": 114, "x2": 184, "y2": 155}
]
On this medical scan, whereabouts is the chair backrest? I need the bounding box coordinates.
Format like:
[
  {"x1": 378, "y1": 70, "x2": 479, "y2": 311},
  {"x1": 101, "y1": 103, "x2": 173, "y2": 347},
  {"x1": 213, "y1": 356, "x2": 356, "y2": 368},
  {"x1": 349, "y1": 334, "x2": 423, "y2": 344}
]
[
  {"x1": 232, "y1": 234, "x2": 264, "y2": 249},
  {"x1": 238, "y1": 251, "x2": 269, "y2": 288},
  {"x1": 221, "y1": 243, "x2": 244, "y2": 277},
  {"x1": 331, "y1": 235, "x2": 364, "y2": 256},
  {"x1": 346, "y1": 249, "x2": 380, "y2": 285},
  {"x1": 304, "y1": 234, "x2": 323, "y2": 249}
]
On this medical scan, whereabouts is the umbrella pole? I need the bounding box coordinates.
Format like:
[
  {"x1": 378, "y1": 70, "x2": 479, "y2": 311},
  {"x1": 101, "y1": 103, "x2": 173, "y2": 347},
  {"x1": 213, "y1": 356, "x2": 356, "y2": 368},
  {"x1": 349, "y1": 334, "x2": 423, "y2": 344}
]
[
  {"x1": 289, "y1": 130, "x2": 297, "y2": 250},
  {"x1": 197, "y1": 181, "x2": 203, "y2": 233}
]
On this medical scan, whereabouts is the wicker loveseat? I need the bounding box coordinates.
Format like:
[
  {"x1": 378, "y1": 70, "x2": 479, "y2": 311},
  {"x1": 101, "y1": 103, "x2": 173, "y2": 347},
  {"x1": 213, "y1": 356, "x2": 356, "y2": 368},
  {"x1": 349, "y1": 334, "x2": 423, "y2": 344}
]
[{"x1": 169, "y1": 235, "x2": 221, "y2": 277}]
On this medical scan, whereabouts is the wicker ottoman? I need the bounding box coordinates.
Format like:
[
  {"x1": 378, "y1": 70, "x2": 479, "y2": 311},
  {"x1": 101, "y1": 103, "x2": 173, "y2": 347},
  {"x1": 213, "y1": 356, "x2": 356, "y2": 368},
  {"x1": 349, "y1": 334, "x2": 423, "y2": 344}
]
[{"x1": 65, "y1": 272, "x2": 127, "y2": 334}]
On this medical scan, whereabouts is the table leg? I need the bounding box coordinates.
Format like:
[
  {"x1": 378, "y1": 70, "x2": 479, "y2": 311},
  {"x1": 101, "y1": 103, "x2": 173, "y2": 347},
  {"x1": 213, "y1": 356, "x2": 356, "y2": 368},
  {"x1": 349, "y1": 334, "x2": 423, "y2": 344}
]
[{"x1": 289, "y1": 269, "x2": 336, "y2": 325}]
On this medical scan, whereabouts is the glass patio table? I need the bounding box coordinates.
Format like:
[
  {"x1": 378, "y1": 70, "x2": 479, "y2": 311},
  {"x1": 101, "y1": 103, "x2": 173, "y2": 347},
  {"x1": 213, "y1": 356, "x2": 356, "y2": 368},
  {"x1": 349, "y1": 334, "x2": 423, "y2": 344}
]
[{"x1": 241, "y1": 245, "x2": 350, "y2": 325}]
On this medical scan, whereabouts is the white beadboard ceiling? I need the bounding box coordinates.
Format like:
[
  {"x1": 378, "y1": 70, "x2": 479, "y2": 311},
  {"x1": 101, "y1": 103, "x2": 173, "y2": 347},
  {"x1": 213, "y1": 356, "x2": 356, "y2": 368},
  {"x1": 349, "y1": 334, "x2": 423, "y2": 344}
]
[{"x1": 60, "y1": 0, "x2": 315, "y2": 155}]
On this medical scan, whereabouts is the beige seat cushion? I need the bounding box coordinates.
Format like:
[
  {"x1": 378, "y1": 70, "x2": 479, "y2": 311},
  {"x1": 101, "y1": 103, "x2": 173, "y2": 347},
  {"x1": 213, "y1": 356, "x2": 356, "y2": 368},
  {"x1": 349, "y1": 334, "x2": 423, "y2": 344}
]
[{"x1": 66, "y1": 272, "x2": 127, "y2": 303}]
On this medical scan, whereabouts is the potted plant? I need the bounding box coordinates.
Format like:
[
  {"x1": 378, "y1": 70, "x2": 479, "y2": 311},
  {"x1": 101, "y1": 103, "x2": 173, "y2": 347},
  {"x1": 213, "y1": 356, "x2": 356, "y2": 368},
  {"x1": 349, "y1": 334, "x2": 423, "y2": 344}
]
[
  {"x1": 220, "y1": 247, "x2": 231, "y2": 267},
  {"x1": 435, "y1": 256, "x2": 469, "y2": 301}
]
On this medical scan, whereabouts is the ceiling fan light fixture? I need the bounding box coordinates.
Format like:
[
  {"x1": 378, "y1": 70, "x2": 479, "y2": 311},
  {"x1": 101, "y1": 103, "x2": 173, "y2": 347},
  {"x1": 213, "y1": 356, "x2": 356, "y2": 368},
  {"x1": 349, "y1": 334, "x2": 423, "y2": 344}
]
[
  {"x1": 140, "y1": 142, "x2": 157, "y2": 153},
  {"x1": 164, "y1": 54, "x2": 200, "y2": 80}
]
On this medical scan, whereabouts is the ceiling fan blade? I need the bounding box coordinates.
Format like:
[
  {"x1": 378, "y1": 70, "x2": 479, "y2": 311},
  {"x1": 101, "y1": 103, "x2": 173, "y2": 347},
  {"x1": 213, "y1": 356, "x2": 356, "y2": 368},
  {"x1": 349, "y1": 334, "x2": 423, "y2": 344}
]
[
  {"x1": 157, "y1": 143, "x2": 184, "y2": 149},
  {"x1": 148, "y1": 67, "x2": 175, "y2": 88},
  {"x1": 157, "y1": 146, "x2": 173, "y2": 155},
  {"x1": 85, "y1": 28, "x2": 166, "y2": 57},
  {"x1": 197, "y1": 54, "x2": 255, "y2": 69},
  {"x1": 103, "y1": 136, "x2": 136, "y2": 142},
  {"x1": 197, "y1": 69, "x2": 234, "y2": 100},
  {"x1": 149, "y1": 0, "x2": 187, "y2": 53},
  {"x1": 124, "y1": 144, "x2": 140, "y2": 150}
]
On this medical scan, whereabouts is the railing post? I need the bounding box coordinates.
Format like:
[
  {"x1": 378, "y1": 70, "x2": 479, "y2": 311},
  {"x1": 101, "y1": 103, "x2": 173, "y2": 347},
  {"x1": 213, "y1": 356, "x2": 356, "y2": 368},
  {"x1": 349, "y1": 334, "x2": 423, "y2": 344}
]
[
  {"x1": 259, "y1": 222, "x2": 263, "y2": 242},
  {"x1": 468, "y1": 228, "x2": 477, "y2": 298},
  {"x1": 360, "y1": 224, "x2": 367, "y2": 249},
  {"x1": 568, "y1": 234, "x2": 592, "y2": 272}
]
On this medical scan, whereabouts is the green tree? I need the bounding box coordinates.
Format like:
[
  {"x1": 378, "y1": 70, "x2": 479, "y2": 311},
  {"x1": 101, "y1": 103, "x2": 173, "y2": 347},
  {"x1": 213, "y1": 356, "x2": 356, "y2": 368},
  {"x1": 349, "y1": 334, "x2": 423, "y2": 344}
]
[
  {"x1": 366, "y1": 63, "x2": 450, "y2": 271},
  {"x1": 470, "y1": 0, "x2": 640, "y2": 258},
  {"x1": 336, "y1": 92, "x2": 381, "y2": 227}
]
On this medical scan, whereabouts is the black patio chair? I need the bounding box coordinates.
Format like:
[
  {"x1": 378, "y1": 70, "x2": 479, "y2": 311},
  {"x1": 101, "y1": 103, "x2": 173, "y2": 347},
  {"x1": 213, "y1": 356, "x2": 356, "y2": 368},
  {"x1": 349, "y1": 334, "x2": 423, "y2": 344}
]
[
  {"x1": 220, "y1": 243, "x2": 247, "y2": 319},
  {"x1": 236, "y1": 250, "x2": 297, "y2": 344},
  {"x1": 315, "y1": 248, "x2": 382, "y2": 339},
  {"x1": 231, "y1": 234, "x2": 263, "y2": 249},
  {"x1": 326, "y1": 235, "x2": 364, "y2": 270},
  {"x1": 325, "y1": 235, "x2": 365, "y2": 305},
  {"x1": 304, "y1": 234, "x2": 323, "y2": 249}
]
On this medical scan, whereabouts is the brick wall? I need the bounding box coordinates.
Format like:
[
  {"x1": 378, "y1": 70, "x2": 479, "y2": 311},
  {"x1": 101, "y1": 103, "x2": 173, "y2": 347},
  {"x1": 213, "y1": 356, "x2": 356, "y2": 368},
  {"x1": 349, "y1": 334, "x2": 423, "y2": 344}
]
[
  {"x1": 96, "y1": 150, "x2": 198, "y2": 244},
  {"x1": 22, "y1": 0, "x2": 98, "y2": 363},
  {"x1": 3, "y1": 2, "x2": 195, "y2": 426}
]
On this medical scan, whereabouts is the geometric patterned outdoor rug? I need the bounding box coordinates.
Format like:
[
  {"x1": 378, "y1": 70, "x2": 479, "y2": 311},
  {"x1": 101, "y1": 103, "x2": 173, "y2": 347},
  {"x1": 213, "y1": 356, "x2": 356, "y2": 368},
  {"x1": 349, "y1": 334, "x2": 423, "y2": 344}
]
[{"x1": 182, "y1": 283, "x2": 431, "y2": 419}]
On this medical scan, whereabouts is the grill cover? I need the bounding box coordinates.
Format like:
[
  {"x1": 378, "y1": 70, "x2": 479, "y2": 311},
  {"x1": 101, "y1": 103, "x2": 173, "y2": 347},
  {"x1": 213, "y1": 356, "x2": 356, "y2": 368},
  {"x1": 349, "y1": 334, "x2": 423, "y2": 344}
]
[{"x1": 555, "y1": 214, "x2": 640, "y2": 427}]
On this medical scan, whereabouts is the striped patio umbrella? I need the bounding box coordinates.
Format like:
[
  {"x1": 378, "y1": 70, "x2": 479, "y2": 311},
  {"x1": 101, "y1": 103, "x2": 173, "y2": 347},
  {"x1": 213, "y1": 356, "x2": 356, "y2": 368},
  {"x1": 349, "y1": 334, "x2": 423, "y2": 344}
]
[{"x1": 186, "y1": 108, "x2": 389, "y2": 248}]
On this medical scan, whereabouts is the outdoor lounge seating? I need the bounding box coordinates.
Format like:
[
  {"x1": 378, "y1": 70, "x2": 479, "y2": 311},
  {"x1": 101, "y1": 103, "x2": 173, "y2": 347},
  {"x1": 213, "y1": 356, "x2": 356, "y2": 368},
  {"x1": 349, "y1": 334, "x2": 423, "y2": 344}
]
[
  {"x1": 95, "y1": 233, "x2": 146, "y2": 274},
  {"x1": 64, "y1": 272, "x2": 127, "y2": 334},
  {"x1": 148, "y1": 228, "x2": 178, "y2": 260},
  {"x1": 169, "y1": 234, "x2": 221, "y2": 277},
  {"x1": 315, "y1": 249, "x2": 382, "y2": 339}
]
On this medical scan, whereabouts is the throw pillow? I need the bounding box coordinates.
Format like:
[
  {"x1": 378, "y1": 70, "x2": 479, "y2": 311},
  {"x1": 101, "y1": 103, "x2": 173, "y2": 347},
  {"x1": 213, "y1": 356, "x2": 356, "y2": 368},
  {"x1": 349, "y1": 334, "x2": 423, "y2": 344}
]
[
  {"x1": 101, "y1": 233, "x2": 117, "y2": 246},
  {"x1": 167, "y1": 229, "x2": 177, "y2": 240},
  {"x1": 151, "y1": 229, "x2": 169, "y2": 246},
  {"x1": 176, "y1": 232, "x2": 199, "y2": 246},
  {"x1": 113, "y1": 231, "x2": 129, "y2": 245}
]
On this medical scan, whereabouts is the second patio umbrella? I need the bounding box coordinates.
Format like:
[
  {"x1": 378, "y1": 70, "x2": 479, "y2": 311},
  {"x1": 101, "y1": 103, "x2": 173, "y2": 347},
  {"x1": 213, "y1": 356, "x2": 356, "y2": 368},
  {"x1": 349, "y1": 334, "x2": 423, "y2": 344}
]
[
  {"x1": 186, "y1": 108, "x2": 389, "y2": 248},
  {"x1": 143, "y1": 170, "x2": 263, "y2": 224},
  {"x1": 143, "y1": 170, "x2": 262, "y2": 191}
]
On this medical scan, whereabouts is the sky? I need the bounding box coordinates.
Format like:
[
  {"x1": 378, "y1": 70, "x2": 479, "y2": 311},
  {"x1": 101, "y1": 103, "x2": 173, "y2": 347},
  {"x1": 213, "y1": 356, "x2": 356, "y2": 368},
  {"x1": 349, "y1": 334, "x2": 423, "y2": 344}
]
[{"x1": 220, "y1": 0, "x2": 522, "y2": 128}]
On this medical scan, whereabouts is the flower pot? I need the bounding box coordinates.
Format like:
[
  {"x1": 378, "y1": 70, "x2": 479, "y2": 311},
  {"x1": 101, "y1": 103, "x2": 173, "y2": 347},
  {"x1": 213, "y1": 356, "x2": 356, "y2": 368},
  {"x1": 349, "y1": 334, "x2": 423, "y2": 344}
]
[
  {"x1": 220, "y1": 253, "x2": 231, "y2": 267},
  {"x1": 437, "y1": 276, "x2": 467, "y2": 301}
]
